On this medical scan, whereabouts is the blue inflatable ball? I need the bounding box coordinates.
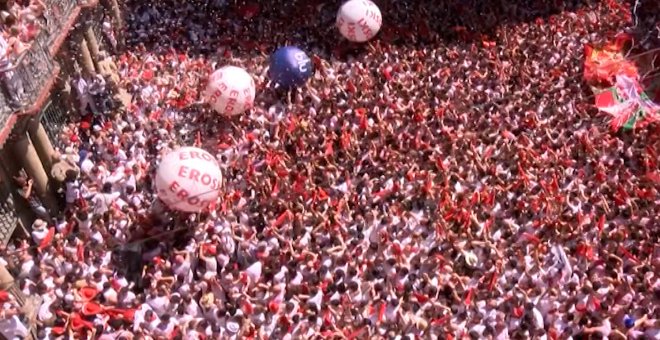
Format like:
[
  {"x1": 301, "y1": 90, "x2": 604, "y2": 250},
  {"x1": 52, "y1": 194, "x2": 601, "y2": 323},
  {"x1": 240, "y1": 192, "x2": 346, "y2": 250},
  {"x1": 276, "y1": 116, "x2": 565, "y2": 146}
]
[
  {"x1": 624, "y1": 315, "x2": 635, "y2": 328},
  {"x1": 269, "y1": 46, "x2": 313, "y2": 88}
]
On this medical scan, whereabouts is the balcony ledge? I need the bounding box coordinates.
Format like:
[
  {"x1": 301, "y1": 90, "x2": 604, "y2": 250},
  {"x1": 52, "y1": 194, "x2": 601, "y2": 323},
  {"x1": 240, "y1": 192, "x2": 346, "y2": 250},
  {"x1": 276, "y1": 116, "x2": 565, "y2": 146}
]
[
  {"x1": 0, "y1": 65, "x2": 60, "y2": 147},
  {"x1": 0, "y1": 0, "x2": 100, "y2": 148},
  {"x1": 49, "y1": 0, "x2": 100, "y2": 57}
]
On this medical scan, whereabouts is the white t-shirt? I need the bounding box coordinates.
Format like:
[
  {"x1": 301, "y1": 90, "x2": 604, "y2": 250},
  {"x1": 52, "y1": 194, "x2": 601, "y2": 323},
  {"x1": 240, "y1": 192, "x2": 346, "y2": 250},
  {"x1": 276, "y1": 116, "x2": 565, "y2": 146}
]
[
  {"x1": 38, "y1": 295, "x2": 55, "y2": 322},
  {"x1": 77, "y1": 216, "x2": 92, "y2": 235},
  {"x1": 122, "y1": 175, "x2": 137, "y2": 193},
  {"x1": 0, "y1": 35, "x2": 8, "y2": 65},
  {"x1": 75, "y1": 77, "x2": 89, "y2": 98},
  {"x1": 0, "y1": 315, "x2": 29, "y2": 339},
  {"x1": 56, "y1": 220, "x2": 68, "y2": 234},
  {"x1": 65, "y1": 181, "x2": 81, "y2": 204},
  {"x1": 106, "y1": 167, "x2": 126, "y2": 189},
  {"x1": 81, "y1": 158, "x2": 95, "y2": 174},
  {"x1": 130, "y1": 192, "x2": 144, "y2": 208},
  {"x1": 119, "y1": 290, "x2": 136, "y2": 307},
  {"x1": 532, "y1": 307, "x2": 545, "y2": 329},
  {"x1": 88, "y1": 166, "x2": 108, "y2": 186},
  {"x1": 103, "y1": 288, "x2": 118, "y2": 304},
  {"x1": 201, "y1": 256, "x2": 217, "y2": 276},
  {"x1": 147, "y1": 295, "x2": 170, "y2": 317},
  {"x1": 593, "y1": 319, "x2": 612, "y2": 337},
  {"x1": 133, "y1": 304, "x2": 152, "y2": 332},
  {"x1": 31, "y1": 228, "x2": 49, "y2": 244},
  {"x1": 173, "y1": 261, "x2": 192, "y2": 282},
  {"x1": 93, "y1": 192, "x2": 121, "y2": 214},
  {"x1": 19, "y1": 259, "x2": 36, "y2": 279},
  {"x1": 185, "y1": 299, "x2": 203, "y2": 318},
  {"x1": 185, "y1": 330, "x2": 203, "y2": 340}
]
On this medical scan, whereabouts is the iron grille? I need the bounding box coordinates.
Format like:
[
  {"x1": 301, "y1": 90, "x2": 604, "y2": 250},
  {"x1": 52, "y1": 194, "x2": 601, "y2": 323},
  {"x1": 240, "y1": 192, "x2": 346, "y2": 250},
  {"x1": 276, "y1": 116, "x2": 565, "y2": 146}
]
[
  {"x1": 43, "y1": 0, "x2": 79, "y2": 44},
  {"x1": 39, "y1": 100, "x2": 69, "y2": 151},
  {"x1": 90, "y1": 11, "x2": 107, "y2": 52},
  {"x1": 0, "y1": 92, "x2": 9, "y2": 130},
  {"x1": 0, "y1": 169, "x2": 18, "y2": 246}
]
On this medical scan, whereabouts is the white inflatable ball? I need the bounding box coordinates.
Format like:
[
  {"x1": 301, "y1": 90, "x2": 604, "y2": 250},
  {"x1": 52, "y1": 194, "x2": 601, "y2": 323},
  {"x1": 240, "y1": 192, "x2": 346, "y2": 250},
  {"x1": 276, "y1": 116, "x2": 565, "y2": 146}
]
[
  {"x1": 155, "y1": 147, "x2": 222, "y2": 213},
  {"x1": 336, "y1": 0, "x2": 382, "y2": 42},
  {"x1": 204, "y1": 66, "x2": 256, "y2": 116}
]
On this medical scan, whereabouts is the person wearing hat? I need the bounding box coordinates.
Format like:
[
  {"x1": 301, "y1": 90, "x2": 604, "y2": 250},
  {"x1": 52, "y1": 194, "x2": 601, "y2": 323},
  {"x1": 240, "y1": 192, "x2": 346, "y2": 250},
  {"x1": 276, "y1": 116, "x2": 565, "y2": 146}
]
[{"x1": 30, "y1": 218, "x2": 50, "y2": 244}]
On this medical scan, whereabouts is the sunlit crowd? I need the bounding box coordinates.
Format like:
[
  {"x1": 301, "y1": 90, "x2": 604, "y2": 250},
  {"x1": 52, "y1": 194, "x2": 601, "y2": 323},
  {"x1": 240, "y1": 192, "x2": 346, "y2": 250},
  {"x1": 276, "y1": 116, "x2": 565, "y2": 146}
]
[{"x1": 0, "y1": 0, "x2": 658, "y2": 339}]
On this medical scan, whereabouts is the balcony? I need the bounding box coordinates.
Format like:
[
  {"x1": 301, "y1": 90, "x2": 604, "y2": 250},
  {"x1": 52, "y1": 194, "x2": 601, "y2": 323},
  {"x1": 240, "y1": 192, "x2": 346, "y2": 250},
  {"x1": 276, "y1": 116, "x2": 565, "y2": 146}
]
[
  {"x1": 44, "y1": 0, "x2": 80, "y2": 45},
  {"x1": 0, "y1": 194, "x2": 18, "y2": 247},
  {"x1": 44, "y1": 0, "x2": 88, "y2": 56},
  {"x1": 0, "y1": 30, "x2": 57, "y2": 118},
  {"x1": 0, "y1": 0, "x2": 86, "y2": 146}
]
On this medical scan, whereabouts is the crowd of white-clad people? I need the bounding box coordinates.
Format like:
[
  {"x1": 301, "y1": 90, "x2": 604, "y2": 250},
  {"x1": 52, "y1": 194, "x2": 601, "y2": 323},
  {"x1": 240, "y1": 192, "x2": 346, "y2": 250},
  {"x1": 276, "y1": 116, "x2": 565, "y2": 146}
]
[{"x1": 0, "y1": 0, "x2": 659, "y2": 339}]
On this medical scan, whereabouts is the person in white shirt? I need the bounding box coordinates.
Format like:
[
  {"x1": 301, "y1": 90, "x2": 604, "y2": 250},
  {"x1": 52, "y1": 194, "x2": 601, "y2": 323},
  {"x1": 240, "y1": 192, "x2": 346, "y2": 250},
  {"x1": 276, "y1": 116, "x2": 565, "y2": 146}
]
[
  {"x1": 75, "y1": 210, "x2": 93, "y2": 235},
  {"x1": 583, "y1": 316, "x2": 614, "y2": 338},
  {"x1": 153, "y1": 313, "x2": 176, "y2": 338},
  {"x1": 88, "y1": 165, "x2": 108, "y2": 188},
  {"x1": 0, "y1": 300, "x2": 29, "y2": 340},
  {"x1": 30, "y1": 219, "x2": 50, "y2": 245},
  {"x1": 172, "y1": 252, "x2": 192, "y2": 282},
  {"x1": 120, "y1": 168, "x2": 137, "y2": 195},
  {"x1": 132, "y1": 303, "x2": 153, "y2": 333},
  {"x1": 101, "y1": 282, "x2": 118, "y2": 305},
  {"x1": 73, "y1": 73, "x2": 92, "y2": 114},
  {"x1": 93, "y1": 182, "x2": 121, "y2": 215},
  {"x1": 37, "y1": 293, "x2": 56, "y2": 327},
  {"x1": 0, "y1": 33, "x2": 8, "y2": 65},
  {"x1": 65, "y1": 170, "x2": 82, "y2": 206},
  {"x1": 117, "y1": 286, "x2": 136, "y2": 307},
  {"x1": 80, "y1": 154, "x2": 95, "y2": 175},
  {"x1": 146, "y1": 290, "x2": 170, "y2": 317}
]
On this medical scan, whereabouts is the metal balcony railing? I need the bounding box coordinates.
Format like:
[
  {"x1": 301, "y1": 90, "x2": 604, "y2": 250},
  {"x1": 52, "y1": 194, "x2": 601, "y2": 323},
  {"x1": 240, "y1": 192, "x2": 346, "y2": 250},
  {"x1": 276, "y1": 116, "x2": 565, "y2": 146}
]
[
  {"x1": 0, "y1": 0, "x2": 90, "y2": 134},
  {"x1": 40, "y1": 99, "x2": 68, "y2": 150},
  {"x1": 0, "y1": 30, "x2": 56, "y2": 117},
  {"x1": 0, "y1": 89, "x2": 10, "y2": 127},
  {"x1": 0, "y1": 203, "x2": 18, "y2": 247},
  {"x1": 43, "y1": 0, "x2": 80, "y2": 43},
  {"x1": 89, "y1": 8, "x2": 106, "y2": 49}
]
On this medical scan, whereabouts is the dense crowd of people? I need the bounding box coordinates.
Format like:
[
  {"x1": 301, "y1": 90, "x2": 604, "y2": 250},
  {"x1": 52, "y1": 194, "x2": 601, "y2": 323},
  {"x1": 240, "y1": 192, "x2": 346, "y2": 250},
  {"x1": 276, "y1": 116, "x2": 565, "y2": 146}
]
[
  {"x1": 0, "y1": 0, "x2": 46, "y2": 62},
  {"x1": 0, "y1": 0, "x2": 659, "y2": 339}
]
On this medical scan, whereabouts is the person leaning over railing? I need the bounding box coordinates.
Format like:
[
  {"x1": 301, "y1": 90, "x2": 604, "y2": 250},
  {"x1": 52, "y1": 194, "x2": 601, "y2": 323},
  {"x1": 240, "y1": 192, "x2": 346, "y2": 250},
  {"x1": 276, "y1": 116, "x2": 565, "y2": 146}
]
[
  {"x1": 1, "y1": 0, "x2": 44, "y2": 43},
  {"x1": 0, "y1": 26, "x2": 29, "y2": 108}
]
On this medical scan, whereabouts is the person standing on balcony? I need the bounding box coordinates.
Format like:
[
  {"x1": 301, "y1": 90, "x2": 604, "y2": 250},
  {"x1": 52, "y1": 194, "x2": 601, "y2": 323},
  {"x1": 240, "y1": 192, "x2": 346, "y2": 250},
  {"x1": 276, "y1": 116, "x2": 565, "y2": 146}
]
[
  {"x1": 0, "y1": 26, "x2": 27, "y2": 107},
  {"x1": 0, "y1": 24, "x2": 24, "y2": 108},
  {"x1": 15, "y1": 0, "x2": 44, "y2": 41},
  {"x1": 26, "y1": 0, "x2": 45, "y2": 25},
  {"x1": 18, "y1": 12, "x2": 39, "y2": 41},
  {"x1": 0, "y1": 25, "x2": 11, "y2": 94},
  {"x1": 6, "y1": 26, "x2": 28, "y2": 54}
]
